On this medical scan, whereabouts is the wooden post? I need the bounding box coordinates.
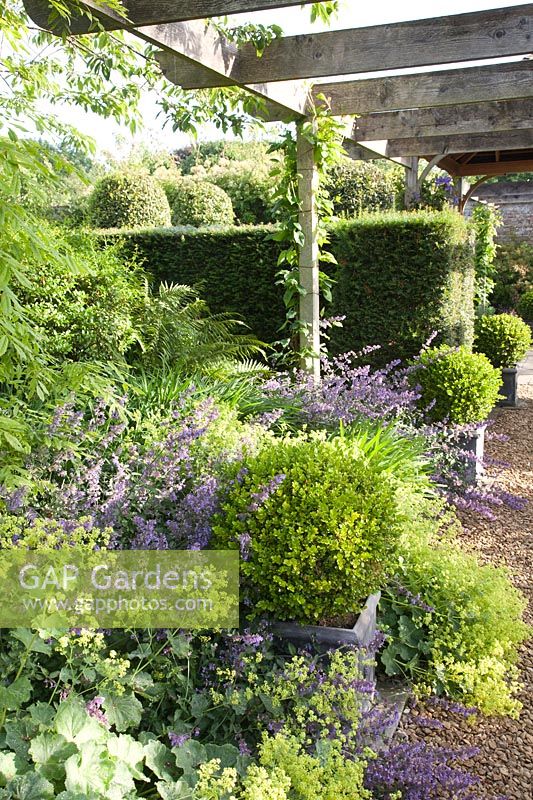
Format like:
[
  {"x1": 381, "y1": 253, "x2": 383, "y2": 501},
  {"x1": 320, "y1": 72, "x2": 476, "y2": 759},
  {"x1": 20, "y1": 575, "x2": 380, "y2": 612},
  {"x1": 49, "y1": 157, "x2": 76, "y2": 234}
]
[
  {"x1": 296, "y1": 120, "x2": 321, "y2": 382},
  {"x1": 404, "y1": 157, "x2": 419, "y2": 209},
  {"x1": 454, "y1": 176, "x2": 466, "y2": 212}
]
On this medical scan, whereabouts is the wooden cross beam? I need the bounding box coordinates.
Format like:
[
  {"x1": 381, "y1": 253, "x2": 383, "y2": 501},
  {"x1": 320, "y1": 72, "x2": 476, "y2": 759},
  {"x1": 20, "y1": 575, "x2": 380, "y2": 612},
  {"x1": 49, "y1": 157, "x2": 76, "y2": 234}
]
[
  {"x1": 155, "y1": 47, "x2": 309, "y2": 122},
  {"x1": 384, "y1": 130, "x2": 533, "y2": 158},
  {"x1": 164, "y1": 4, "x2": 533, "y2": 88},
  {"x1": 23, "y1": 0, "x2": 316, "y2": 33},
  {"x1": 353, "y1": 98, "x2": 533, "y2": 142},
  {"x1": 314, "y1": 60, "x2": 533, "y2": 116},
  {"x1": 342, "y1": 139, "x2": 411, "y2": 166},
  {"x1": 386, "y1": 129, "x2": 533, "y2": 158},
  {"x1": 440, "y1": 155, "x2": 533, "y2": 177}
]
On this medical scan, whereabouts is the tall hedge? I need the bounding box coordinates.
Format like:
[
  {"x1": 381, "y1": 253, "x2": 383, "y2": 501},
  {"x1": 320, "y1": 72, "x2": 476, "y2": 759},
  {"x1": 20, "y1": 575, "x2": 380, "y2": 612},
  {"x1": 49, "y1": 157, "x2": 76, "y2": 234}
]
[
  {"x1": 98, "y1": 210, "x2": 475, "y2": 361},
  {"x1": 329, "y1": 211, "x2": 475, "y2": 363},
  {"x1": 104, "y1": 226, "x2": 284, "y2": 342}
]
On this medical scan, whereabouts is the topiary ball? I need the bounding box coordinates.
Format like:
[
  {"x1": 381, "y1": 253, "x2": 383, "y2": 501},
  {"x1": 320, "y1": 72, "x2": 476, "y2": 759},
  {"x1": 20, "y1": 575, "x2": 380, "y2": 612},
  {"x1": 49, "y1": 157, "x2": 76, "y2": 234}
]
[
  {"x1": 412, "y1": 345, "x2": 502, "y2": 424},
  {"x1": 325, "y1": 157, "x2": 398, "y2": 217},
  {"x1": 517, "y1": 290, "x2": 533, "y2": 324},
  {"x1": 87, "y1": 172, "x2": 171, "y2": 229},
  {"x1": 212, "y1": 434, "x2": 401, "y2": 623},
  {"x1": 474, "y1": 313, "x2": 532, "y2": 369},
  {"x1": 165, "y1": 177, "x2": 234, "y2": 227}
]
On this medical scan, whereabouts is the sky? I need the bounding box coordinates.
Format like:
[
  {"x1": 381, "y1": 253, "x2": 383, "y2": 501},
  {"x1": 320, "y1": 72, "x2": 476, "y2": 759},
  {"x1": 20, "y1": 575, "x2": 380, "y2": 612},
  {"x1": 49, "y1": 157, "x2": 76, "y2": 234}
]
[{"x1": 55, "y1": 0, "x2": 525, "y2": 156}]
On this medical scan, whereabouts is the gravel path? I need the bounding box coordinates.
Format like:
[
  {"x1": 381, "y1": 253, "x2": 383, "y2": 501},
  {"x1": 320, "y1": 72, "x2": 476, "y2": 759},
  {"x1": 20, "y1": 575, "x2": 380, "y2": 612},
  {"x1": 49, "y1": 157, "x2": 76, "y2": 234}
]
[{"x1": 397, "y1": 376, "x2": 533, "y2": 800}]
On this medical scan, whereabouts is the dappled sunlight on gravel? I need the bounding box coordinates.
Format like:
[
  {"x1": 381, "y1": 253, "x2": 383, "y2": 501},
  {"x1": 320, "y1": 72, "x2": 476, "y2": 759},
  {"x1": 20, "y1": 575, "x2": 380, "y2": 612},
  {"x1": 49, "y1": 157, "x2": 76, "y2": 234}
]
[{"x1": 398, "y1": 382, "x2": 533, "y2": 800}]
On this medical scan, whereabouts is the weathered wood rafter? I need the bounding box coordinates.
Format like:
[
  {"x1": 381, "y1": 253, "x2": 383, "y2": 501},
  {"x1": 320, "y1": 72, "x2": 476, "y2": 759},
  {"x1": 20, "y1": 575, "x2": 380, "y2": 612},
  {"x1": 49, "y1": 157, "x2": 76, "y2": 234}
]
[
  {"x1": 155, "y1": 47, "x2": 309, "y2": 122},
  {"x1": 24, "y1": 1, "x2": 533, "y2": 171},
  {"x1": 314, "y1": 60, "x2": 533, "y2": 116},
  {"x1": 385, "y1": 129, "x2": 533, "y2": 158},
  {"x1": 353, "y1": 98, "x2": 533, "y2": 142},
  {"x1": 23, "y1": 0, "x2": 316, "y2": 33},
  {"x1": 159, "y1": 4, "x2": 533, "y2": 88},
  {"x1": 440, "y1": 154, "x2": 533, "y2": 177}
]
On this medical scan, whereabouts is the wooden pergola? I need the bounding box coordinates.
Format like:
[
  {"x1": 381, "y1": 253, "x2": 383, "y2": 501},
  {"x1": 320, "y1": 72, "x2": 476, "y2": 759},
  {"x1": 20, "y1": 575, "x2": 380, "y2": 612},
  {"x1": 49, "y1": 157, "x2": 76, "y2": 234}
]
[{"x1": 25, "y1": 0, "x2": 533, "y2": 377}]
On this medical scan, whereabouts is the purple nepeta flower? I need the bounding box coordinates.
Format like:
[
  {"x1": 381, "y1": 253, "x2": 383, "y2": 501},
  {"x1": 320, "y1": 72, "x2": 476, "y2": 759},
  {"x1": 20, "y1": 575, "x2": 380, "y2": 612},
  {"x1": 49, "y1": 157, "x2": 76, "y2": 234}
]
[
  {"x1": 393, "y1": 581, "x2": 435, "y2": 613},
  {"x1": 238, "y1": 738, "x2": 252, "y2": 756},
  {"x1": 364, "y1": 741, "x2": 481, "y2": 799},
  {"x1": 248, "y1": 474, "x2": 286, "y2": 513},
  {"x1": 426, "y1": 696, "x2": 478, "y2": 717}
]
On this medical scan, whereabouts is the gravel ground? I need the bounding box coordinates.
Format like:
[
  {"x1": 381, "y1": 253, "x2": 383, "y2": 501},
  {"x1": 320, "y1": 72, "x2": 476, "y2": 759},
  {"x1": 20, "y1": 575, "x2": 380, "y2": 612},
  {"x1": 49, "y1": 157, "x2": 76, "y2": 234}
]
[{"x1": 397, "y1": 379, "x2": 533, "y2": 800}]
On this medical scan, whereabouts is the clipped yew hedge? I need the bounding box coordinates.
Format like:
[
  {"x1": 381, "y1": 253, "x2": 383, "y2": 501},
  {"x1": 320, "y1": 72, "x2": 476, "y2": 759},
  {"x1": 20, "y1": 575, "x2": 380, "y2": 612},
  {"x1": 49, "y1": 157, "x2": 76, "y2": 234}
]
[
  {"x1": 103, "y1": 225, "x2": 285, "y2": 342},
  {"x1": 97, "y1": 210, "x2": 475, "y2": 361},
  {"x1": 329, "y1": 211, "x2": 475, "y2": 363}
]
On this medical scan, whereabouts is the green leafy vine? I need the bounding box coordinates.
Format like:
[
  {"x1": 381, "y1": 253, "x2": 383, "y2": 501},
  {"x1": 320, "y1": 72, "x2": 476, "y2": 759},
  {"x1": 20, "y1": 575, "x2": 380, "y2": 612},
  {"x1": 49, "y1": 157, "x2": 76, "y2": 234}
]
[
  {"x1": 268, "y1": 102, "x2": 346, "y2": 366},
  {"x1": 472, "y1": 203, "x2": 502, "y2": 315}
]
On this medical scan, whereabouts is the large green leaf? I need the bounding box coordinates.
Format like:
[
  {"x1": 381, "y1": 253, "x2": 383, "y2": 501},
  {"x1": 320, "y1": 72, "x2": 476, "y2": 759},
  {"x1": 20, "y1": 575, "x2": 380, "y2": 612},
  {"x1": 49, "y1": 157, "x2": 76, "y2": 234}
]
[
  {"x1": 171, "y1": 740, "x2": 206, "y2": 771},
  {"x1": 10, "y1": 630, "x2": 52, "y2": 656},
  {"x1": 2, "y1": 772, "x2": 54, "y2": 800},
  {"x1": 102, "y1": 693, "x2": 143, "y2": 733},
  {"x1": 63, "y1": 743, "x2": 116, "y2": 798},
  {"x1": 144, "y1": 740, "x2": 176, "y2": 782},
  {"x1": 0, "y1": 678, "x2": 31, "y2": 712},
  {"x1": 204, "y1": 744, "x2": 239, "y2": 769},
  {"x1": 54, "y1": 699, "x2": 107, "y2": 745},
  {"x1": 107, "y1": 735, "x2": 147, "y2": 781},
  {"x1": 28, "y1": 703, "x2": 55, "y2": 729},
  {"x1": 29, "y1": 733, "x2": 76, "y2": 783},
  {"x1": 0, "y1": 753, "x2": 18, "y2": 787},
  {"x1": 5, "y1": 720, "x2": 38, "y2": 760},
  {"x1": 156, "y1": 780, "x2": 194, "y2": 800}
]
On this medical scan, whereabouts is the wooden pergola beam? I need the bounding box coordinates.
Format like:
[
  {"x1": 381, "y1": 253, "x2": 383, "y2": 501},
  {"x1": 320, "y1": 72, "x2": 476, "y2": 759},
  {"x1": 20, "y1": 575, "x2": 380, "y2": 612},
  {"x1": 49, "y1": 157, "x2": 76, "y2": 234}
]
[
  {"x1": 342, "y1": 139, "x2": 410, "y2": 166},
  {"x1": 386, "y1": 129, "x2": 533, "y2": 158},
  {"x1": 156, "y1": 48, "x2": 309, "y2": 121},
  {"x1": 23, "y1": 0, "x2": 316, "y2": 33},
  {"x1": 171, "y1": 4, "x2": 533, "y2": 88},
  {"x1": 314, "y1": 60, "x2": 533, "y2": 116},
  {"x1": 445, "y1": 157, "x2": 533, "y2": 177},
  {"x1": 353, "y1": 98, "x2": 533, "y2": 142}
]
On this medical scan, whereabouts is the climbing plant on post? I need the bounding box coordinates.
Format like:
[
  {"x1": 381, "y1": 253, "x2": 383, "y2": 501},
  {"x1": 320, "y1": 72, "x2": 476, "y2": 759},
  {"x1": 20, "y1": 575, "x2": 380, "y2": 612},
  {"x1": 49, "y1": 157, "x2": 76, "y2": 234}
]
[
  {"x1": 297, "y1": 118, "x2": 321, "y2": 381},
  {"x1": 472, "y1": 202, "x2": 502, "y2": 315},
  {"x1": 269, "y1": 105, "x2": 344, "y2": 379}
]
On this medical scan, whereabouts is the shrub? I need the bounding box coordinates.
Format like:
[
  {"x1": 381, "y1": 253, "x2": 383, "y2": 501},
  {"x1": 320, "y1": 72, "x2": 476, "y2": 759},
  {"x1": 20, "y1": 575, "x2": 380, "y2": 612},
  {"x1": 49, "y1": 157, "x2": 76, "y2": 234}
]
[
  {"x1": 207, "y1": 161, "x2": 274, "y2": 225},
  {"x1": 325, "y1": 158, "x2": 398, "y2": 217},
  {"x1": 175, "y1": 139, "x2": 270, "y2": 174},
  {"x1": 411, "y1": 345, "x2": 502, "y2": 424},
  {"x1": 471, "y1": 203, "x2": 501, "y2": 313},
  {"x1": 474, "y1": 313, "x2": 532, "y2": 368},
  {"x1": 212, "y1": 433, "x2": 402, "y2": 623},
  {"x1": 87, "y1": 171, "x2": 171, "y2": 229},
  {"x1": 17, "y1": 228, "x2": 144, "y2": 362},
  {"x1": 165, "y1": 177, "x2": 234, "y2": 227},
  {"x1": 329, "y1": 210, "x2": 476, "y2": 365},
  {"x1": 517, "y1": 289, "x2": 533, "y2": 322},
  {"x1": 379, "y1": 498, "x2": 529, "y2": 715},
  {"x1": 97, "y1": 225, "x2": 284, "y2": 343},
  {"x1": 492, "y1": 237, "x2": 533, "y2": 310}
]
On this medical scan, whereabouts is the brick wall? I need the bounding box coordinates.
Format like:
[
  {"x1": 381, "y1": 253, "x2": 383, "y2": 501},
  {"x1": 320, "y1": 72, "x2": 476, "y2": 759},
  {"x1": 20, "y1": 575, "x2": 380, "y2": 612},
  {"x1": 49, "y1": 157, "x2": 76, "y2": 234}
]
[{"x1": 465, "y1": 181, "x2": 533, "y2": 242}]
